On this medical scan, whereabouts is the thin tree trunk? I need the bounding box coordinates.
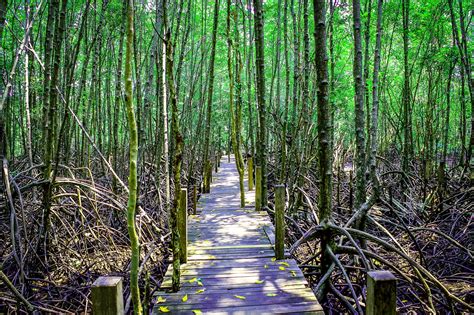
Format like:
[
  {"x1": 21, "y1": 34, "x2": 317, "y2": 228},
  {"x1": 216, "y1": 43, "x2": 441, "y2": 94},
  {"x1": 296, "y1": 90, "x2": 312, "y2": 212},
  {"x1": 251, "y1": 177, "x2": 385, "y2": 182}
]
[
  {"x1": 253, "y1": 0, "x2": 267, "y2": 210},
  {"x1": 353, "y1": 0, "x2": 367, "y2": 210},
  {"x1": 164, "y1": 0, "x2": 183, "y2": 292},
  {"x1": 124, "y1": 0, "x2": 142, "y2": 312},
  {"x1": 203, "y1": 0, "x2": 220, "y2": 190},
  {"x1": 313, "y1": 0, "x2": 333, "y2": 299},
  {"x1": 402, "y1": 0, "x2": 411, "y2": 176}
]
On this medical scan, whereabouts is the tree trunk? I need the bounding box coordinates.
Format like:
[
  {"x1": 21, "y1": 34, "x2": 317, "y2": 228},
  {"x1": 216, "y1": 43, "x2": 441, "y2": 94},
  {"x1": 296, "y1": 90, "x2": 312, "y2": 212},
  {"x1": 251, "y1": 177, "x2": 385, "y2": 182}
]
[
  {"x1": 124, "y1": 0, "x2": 142, "y2": 312},
  {"x1": 253, "y1": 0, "x2": 267, "y2": 210},
  {"x1": 353, "y1": 0, "x2": 367, "y2": 210},
  {"x1": 203, "y1": 0, "x2": 220, "y2": 190},
  {"x1": 163, "y1": 0, "x2": 184, "y2": 292},
  {"x1": 313, "y1": 0, "x2": 333, "y2": 299}
]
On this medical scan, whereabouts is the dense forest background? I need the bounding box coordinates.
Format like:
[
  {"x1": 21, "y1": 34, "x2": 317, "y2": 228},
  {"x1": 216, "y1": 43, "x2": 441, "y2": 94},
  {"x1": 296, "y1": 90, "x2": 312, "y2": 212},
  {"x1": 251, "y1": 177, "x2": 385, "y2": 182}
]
[{"x1": 0, "y1": 0, "x2": 472, "y2": 313}]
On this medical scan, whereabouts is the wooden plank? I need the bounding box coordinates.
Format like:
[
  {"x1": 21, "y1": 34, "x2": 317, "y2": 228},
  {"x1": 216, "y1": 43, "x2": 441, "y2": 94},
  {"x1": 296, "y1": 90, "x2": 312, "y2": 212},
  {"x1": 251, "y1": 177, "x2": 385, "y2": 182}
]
[
  {"x1": 163, "y1": 268, "x2": 305, "y2": 283},
  {"x1": 165, "y1": 265, "x2": 303, "y2": 277},
  {"x1": 161, "y1": 274, "x2": 308, "y2": 289},
  {"x1": 156, "y1": 283, "x2": 310, "y2": 295},
  {"x1": 188, "y1": 244, "x2": 273, "y2": 250},
  {"x1": 171, "y1": 257, "x2": 295, "y2": 269},
  {"x1": 155, "y1": 290, "x2": 317, "y2": 308},
  {"x1": 153, "y1": 301, "x2": 323, "y2": 314}
]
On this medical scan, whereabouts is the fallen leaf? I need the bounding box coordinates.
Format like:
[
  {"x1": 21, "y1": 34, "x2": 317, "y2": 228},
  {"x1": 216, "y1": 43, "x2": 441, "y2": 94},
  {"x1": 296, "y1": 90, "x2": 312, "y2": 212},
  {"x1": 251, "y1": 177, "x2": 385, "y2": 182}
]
[
  {"x1": 196, "y1": 289, "x2": 206, "y2": 293},
  {"x1": 271, "y1": 257, "x2": 276, "y2": 262},
  {"x1": 266, "y1": 293, "x2": 277, "y2": 297},
  {"x1": 290, "y1": 270, "x2": 297, "y2": 277},
  {"x1": 278, "y1": 262, "x2": 290, "y2": 267},
  {"x1": 254, "y1": 279, "x2": 265, "y2": 284},
  {"x1": 192, "y1": 310, "x2": 203, "y2": 315},
  {"x1": 159, "y1": 306, "x2": 170, "y2": 313},
  {"x1": 182, "y1": 294, "x2": 188, "y2": 302},
  {"x1": 197, "y1": 280, "x2": 203, "y2": 286},
  {"x1": 279, "y1": 266, "x2": 286, "y2": 271},
  {"x1": 156, "y1": 296, "x2": 167, "y2": 303},
  {"x1": 264, "y1": 264, "x2": 269, "y2": 269},
  {"x1": 234, "y1": 295, "x2": 246, "y2": 300},
  {"x1": 189, "y1": 277, "x2": 198, "y2": 283}
]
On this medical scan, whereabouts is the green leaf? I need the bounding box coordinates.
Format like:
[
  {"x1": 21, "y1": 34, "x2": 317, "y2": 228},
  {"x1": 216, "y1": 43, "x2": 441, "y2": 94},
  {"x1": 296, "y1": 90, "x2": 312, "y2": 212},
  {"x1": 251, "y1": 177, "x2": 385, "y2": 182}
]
[
  {"x1": 159, "y1": 306, "x2": 170, "y2": 313},
  {"x1": 156, "y1": 296, "x2": 167, "y2": 303},
  {"x1": 182, "y1": 294, "x2": 188, "y2": 302},
  {"x1": 193, "y1": 310, "x2": 203, "y2": 315},
  {"x1": 234, "y1": 295, "x2": 246, "y2": 300}
]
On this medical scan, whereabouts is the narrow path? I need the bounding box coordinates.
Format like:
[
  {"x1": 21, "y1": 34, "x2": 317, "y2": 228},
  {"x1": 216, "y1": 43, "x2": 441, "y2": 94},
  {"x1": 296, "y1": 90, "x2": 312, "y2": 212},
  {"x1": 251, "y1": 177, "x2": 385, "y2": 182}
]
[{"x1": 154, "y1": 156, "x2": 323, "y2": 314}]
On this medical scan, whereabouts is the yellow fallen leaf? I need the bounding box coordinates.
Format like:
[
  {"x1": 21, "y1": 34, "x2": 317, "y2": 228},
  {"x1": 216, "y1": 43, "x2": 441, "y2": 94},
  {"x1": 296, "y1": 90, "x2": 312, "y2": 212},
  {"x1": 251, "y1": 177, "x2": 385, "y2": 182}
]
[
  {"x1": 264, "y1": 264, "x2": 269, "y2": 269},
  {"x1": 254, "y1": 279, "x2": 265, "y2": 284},
  {"x1": 197, "y1": 280, "x2": 203, "y2": 286},
  {"x1": 189, "y1": 277, "x2": 198, "y2": 283},
  {"x1": 234, "y1": 295, "x2": 246, "y2": 300},
  {"x1": 182, "y1": 294, "x2": 188, "y2": 302},
  {"x1": 196, "y1": 289, "x2": 206, "y2": 293},
  {"x1": 279, "y1": 266, "x2": 286, "y2": 271},
  {"x1": 193, "y1": 311, "x2": 203, "y2": 315},
  {"x1": 278, "y1": 262, "x2": 290, "y2": 267},
  {"x1": 271, "y1": 257, "x2": 276, "y2": 262},
  {"x1": 266, "y1": 293, "x2": 277, "y2": 297},
  {"x1": 156, "y1": 296, "x2": 167, "y2": 303},
  {"x1": 290, "y1": 270, "x2": 297, "y2": 277},
  {"x1": 159, "y1": 306, "x2": 170, "y2": 313}
]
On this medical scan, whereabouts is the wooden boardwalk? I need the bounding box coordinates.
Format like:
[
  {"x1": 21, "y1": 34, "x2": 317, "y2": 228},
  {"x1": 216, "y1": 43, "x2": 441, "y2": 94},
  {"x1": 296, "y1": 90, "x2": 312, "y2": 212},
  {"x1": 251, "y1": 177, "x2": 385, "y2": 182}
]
[{"x1": 154, "y1": 156, "x2": 323, "y2": 314}]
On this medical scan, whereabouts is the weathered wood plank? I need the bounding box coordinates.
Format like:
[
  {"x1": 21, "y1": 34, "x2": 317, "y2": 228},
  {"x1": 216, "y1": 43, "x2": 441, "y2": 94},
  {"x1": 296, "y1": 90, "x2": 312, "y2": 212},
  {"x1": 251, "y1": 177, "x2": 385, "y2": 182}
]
[
  {"x1": 155, "y1": 290, "x2": 317, "y2": 308},
  {"x1": 161, "y1": 275, "x2": 308, "y2": 289},
  {"x1": 154, "y1": 301, "x2": 324, "y2": 314}
]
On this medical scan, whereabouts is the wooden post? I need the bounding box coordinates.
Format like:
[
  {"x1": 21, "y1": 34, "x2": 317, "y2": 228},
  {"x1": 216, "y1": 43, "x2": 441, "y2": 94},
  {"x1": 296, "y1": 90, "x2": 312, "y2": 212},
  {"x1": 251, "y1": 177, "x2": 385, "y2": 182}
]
[
  {"x1": 179, "y1": 188, "x2": 188, "y2": 263},
  {"x1": 208, "y1": 160, "x2": 213, "y2": 184},
  {"x1": 366, "y1": 271, "x2": 397, "y2": 315},
  {"x1": 203, "y1": 160, "x2": 211, "y2": 193},
  {"x1": 255, "y1": 166, "x2": 262, "y2": 211},
  {"x1": 91, "y1": 277, "x2": 124, "y2": 315},
  {"x1": 248, "y1": 156, "x2": 254, "y2": 191},
  {"x1": 275, "y1": 185, "x2": 285, "y2": 260},
  {"x1": 193, "y1": 184, "x2": 197, "y2": 215},
  {"x1": 215, "y1": 155, "x2": 218, "y2": 172}
]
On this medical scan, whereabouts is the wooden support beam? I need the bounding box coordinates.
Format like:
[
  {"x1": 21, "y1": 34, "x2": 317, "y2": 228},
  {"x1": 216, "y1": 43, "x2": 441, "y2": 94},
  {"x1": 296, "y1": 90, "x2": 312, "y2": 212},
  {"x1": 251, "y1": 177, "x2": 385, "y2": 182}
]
[
  {"x1": 193, "y1": 184, "x2": 197, "y2": 215},
  {"x1": 366, "y1": 270, "x2": 397, "y2": 315},
  {"x1": 255, "y1": 166, "x2": 262, "y2": 211},
  {"x1": 91, "y1": 276, "x2": 124, "y2": 315},
  {"x1": 274, "y1": 184, "x2": 285, "y2": 260},
  {"x1": 248, "y1": 156, "x2": 254, "y2": 191},
  {"x1": 179, "y1": 188, "x2": 188, "y2": 263},
  {"x1": 203, "y1": 160, "x2": 212, "y2": 193}
]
